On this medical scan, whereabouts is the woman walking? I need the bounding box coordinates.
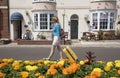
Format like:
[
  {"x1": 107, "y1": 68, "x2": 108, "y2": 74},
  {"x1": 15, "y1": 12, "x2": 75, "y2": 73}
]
[{"x1": 43, "y1": 16, "x2": 63, "y2": 60}]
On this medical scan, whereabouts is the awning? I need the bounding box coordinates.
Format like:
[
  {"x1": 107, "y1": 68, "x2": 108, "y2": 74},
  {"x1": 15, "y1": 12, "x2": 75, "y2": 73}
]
[{"x1": 11, "y1": 12, "x2": 23, "y2": 20}]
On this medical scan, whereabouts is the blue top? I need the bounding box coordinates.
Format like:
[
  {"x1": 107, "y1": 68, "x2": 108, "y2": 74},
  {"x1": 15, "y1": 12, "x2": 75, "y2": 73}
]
[{"x1": 52, "y1": 23, "x2": 61, "y2": 36}]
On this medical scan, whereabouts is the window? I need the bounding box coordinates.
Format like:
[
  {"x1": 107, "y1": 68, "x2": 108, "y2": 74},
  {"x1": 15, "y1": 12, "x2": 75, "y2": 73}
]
[
  {"x1": 91, "y1": 11, "x2": 116, "y2": 31},
  {"x1": 92, "y1": 13, "x2": 98, "y2": 29},
  {"x1": 100, "y1": 12, "x2": 108, "y2": 29},
  {"x1": 33, "y1": 11, "x2": 56, "y2": 31}
]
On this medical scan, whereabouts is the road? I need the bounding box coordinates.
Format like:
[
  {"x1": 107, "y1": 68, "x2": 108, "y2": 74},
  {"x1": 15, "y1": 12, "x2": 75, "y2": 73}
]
[{"x1": 0, "y1": 47, "x2": 120, "y2": 62}]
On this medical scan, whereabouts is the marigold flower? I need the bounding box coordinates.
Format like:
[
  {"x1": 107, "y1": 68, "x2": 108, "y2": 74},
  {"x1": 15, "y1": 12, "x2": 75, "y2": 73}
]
[
  {"x1": 57, "y1": 60, "x2": 64, "y2": 66},
  {"x1": 80, "y1": 61, "x2": 85, "y2": 65},
  {"x1": 2, "y1": 58, "x2": 14, "y2": 63},
  {"x1": 104, "y1": 66, "x2": 111, "y2": 72},
  {"x1": 29, "y1": 61, "x2": 36, "y2": 65},
  {"x1": 12, "y1": 61, "x2": 20, "y2": 70},
  {"x1": 24, "y1": 60, "x2": 30, "y2": 65},
  {"x1": 115, "y1": 60, "x2": 120, "y2": 63},
  {"x1": 110, "y1": 77, "x2": 117, "y2": 78},
  {"x1": 47, "y1": 68, "x2": 58, "y2": 75},
  {"x1": 50, "y1": 63, "x2": 58, "y2": 69},
  {"x1": 44, "y1": 60, "x2": 50, "y2": 65},
  {"x1": 91, "y1": 71, "x2": 101, "y2": 77},
  {"x1": 117, "y1": 70, "x2": 120, "y2": 75},
  {"x1": 107, "y1": 62, "x2": 113, "y2": 67},
  {"x1": 0, "y1": 63, "x2": 7, "y2": 68},
  {"x1": 37, "y1": 60, "x2": 44, "y2": 64},
  {"x1": 84, "y1": 75, "x2": 96, "y2": 78},
  {"x1": 26, "y1": 65, "x2": 38, "y2": 71},
  {"x1": 115, "y1": 62, "x2": 120, "y2": 68},
  {"x1": 62, "y1": 68, "x2": 70, "y2": 75},
  {"x1": 20, "y1": 71, "x2": 29, "y2": 78},
  {"x1": 35, "y1": 72, "x2": 41, "y2": 77},
  {"x1": 38, "y1": 75, "x2": 45, "y2": 78},
  {"x1": 0, "y1": 72, "x2": 4, "y2": 77},
  {"x1": 84, "y1": 59, "x2": 89, "y2": 63},
  {"x1": 93, "y1": 68, "x2": 102, "y2": 72}
]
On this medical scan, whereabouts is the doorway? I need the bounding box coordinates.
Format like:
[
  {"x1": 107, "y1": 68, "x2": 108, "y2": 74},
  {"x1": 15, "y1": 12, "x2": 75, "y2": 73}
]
[
  {"x1": 70, "y1": 14, "x2": 79, "y2": 39},
  {"x1": 13, "y1": 20, "x2": 22, "y2": 40}
]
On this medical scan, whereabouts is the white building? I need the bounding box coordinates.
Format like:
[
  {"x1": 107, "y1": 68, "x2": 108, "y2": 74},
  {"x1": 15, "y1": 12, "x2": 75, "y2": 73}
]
[{"x1": 9, "y1": 0, "x2": 120, "y2": 41}]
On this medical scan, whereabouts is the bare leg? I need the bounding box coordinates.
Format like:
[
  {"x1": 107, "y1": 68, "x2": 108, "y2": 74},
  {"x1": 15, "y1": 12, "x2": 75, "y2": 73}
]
[
  {"x1": 45, "y1": 45, "x2": 56, "y2": 60},
  {"x1": 57, "y1": 45, "x2": 63, "y2": 60}
]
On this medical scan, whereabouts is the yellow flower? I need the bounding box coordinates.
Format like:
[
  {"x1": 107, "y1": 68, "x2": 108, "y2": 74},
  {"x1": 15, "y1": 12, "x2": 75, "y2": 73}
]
[
  {"x1": 12, "y1": 61, "x2": 20, "y2": 70},
  {"x1": 37, "y1": 60, "x2": 44, "y2": 64},
  {"x1": 98, "y1": 61, "x2": 105, "y2": 64},
  {"x1": 44, "y1": 60, "x2": 50, "y2": 65},
  {"x1": 80, "y1": 61, "x2": 85, "y2": 65},
  {"x1": 115, "y1": 62, "x2": 120, "y2": 68},
  {"x1": 29, "y1": 61, "x2": 36, "y2": 65},
  {"x1": 91, "y1": 71, "x2": 101, "y2": 77},
  {"x1": 110, "y1": 77, "x2": 117, "y2": 78},
  {"x1": 0, "y1": 72, "x2": 5, "y2": 77},
  {"x1": 104, "y1": 66, "x2": 111, "y2": 72},
  {"x1": 26, "y1": 65, "x2": 38, "y2": 71},
  {"x1": 93, "y1": 68, "x2": 102, "y2": 72},
  {"x1": 24, "y1": 60, "x2": 30, "y2": 65},
  {"x1": 20, "y1": 71, "x2": 29, "y2": 78},
  {"x1": 115, "y1": 60, "x2": 120, "y2": 63},
  {"x1": 57, "y1": 60, "x2": 64, "y2": 66},
  {"x1": 2, "y1": 58, "x2": 14, "y2": 63},
  {"x1": 35, "y1": 72, "x2": 41, "y2": 77},
  {"x1": 106, "y1": 62, "x2": 113, "y2": 67}
]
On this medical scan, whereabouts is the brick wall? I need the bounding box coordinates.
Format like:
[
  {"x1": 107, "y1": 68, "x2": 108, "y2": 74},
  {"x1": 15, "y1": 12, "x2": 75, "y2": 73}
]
[
  {"x1": 0, "y1": 0, "x2": 9, "y2": 39},
  {"x1": 0, "y1": 0, "x2": 7, "y2": 6}
]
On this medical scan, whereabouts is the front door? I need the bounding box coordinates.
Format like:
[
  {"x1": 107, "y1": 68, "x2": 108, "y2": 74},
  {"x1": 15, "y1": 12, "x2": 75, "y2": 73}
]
[
  {"x1": 14, "y1": 20, "x2": 22, "y2": 40},
  {"x1": 71, "y1": 20, "x2": 78, "y2": 39}
]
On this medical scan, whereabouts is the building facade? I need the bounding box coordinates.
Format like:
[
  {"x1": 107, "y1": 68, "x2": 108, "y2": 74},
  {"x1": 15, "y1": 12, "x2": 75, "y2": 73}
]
[
  {"x1": 9, "y1": 0, "x2": 120, "y2": 41},
  {"x1": 0, "y1": 0, "x2": 9, "y2": 40}
]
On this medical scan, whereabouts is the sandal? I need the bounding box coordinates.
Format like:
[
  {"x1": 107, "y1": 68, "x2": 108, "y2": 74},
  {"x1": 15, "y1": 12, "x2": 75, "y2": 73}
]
[{"x1": 43, "y1": 58, "x2": 50, "y2": 60}]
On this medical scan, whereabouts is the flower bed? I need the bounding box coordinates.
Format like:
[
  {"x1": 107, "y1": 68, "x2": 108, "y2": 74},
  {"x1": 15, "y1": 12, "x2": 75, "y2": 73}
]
[{"x1": 0, "y1": 58, "x2": 120, "y2": 78}]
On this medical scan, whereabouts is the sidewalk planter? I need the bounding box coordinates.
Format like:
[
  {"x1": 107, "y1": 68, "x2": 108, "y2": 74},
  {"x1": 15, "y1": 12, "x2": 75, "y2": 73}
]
[{"x1": 0, "y1": 58, "x2": 120, "y2": 78}]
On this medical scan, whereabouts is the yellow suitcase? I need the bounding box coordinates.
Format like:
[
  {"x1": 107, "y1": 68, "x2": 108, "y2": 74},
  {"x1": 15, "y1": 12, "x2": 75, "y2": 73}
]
[{"x1": 63, "y1": 46, "x2": 78, "y2": 61}]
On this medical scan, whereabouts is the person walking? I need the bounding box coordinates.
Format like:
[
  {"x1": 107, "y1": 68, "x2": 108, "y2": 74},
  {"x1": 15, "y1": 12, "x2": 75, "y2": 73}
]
[{"x1": 43, "y1": 16, "x2": 63, "y2": 60}]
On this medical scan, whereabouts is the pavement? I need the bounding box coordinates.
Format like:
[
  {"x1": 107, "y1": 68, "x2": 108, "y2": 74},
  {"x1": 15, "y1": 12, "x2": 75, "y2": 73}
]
[{"x1": 0, "y1": 40, "x2": 120, "y2": 48}]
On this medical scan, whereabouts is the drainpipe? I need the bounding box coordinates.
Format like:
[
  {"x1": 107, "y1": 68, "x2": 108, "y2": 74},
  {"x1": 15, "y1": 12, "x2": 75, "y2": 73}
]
[{"x1": 7, "y1": 0, "x2": 10, "y2": 40}]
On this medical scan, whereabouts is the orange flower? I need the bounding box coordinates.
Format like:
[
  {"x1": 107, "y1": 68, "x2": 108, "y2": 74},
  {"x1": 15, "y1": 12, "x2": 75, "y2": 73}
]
[
  {"x1": 20, "y1": 71, "x2": 29, "y2": 78},
  {"x1": 50, "y1": 64, "x2": 58, "y2": 69},
  {"x1": 118, "y1": 70, "x2": 120, "y2": 75},
  {"x1": 91, "y1": 71, "x2": 101, "y2": 77},
  {"x1": 38, "y1": 75, "x2": 45, "y2": 78},
  {"x1": 0, "y1": 63, "x2": 7, "y2": 68},
  {"x1": 47, "y1": 68, "x2": 58, "y2": 75},
  {"x1": 62, "y1": 68, "x2": 70, "y2": 75},
  {"x1": 0, "y1": 72, "x2": 4, "y2": 77},
  {"x1": 84, "y1": 75, "x2": 97, "y2": 78}
]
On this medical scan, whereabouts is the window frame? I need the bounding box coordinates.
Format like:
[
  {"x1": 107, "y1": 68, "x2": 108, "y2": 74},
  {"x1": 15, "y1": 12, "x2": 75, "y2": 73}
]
[
  {"x1": 91, "y1": 10, "x2": 116, "y2": 31},
  {"x1": 33, "y1": 11, "x2": 57, "y2": 31}
]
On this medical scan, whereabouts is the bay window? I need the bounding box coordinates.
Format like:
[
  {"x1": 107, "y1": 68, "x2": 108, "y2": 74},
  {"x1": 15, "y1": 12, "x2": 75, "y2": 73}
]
[
  {"x1": 91, "y1": 10, "x2": 116, "y2": 31},
  {"x1": 33, "y1": 11, "x2": 56, "y2": 31}
]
